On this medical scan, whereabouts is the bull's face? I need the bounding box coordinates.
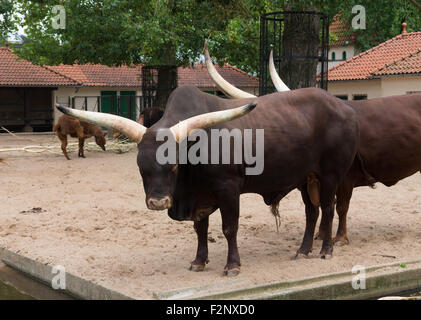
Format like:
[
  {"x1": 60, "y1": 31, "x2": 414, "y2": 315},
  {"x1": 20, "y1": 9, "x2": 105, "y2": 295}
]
[{"x1": 137, "y1": 131, "x2": 179, "y2": 211}]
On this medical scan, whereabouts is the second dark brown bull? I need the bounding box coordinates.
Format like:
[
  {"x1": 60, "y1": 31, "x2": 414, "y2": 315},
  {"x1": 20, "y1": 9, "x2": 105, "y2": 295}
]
[{"x1": 315, "y1": 93, "x2": 421, "y2": 244}]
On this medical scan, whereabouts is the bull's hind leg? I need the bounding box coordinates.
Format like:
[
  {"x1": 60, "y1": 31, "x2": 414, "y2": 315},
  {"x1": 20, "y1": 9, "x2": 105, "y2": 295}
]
[
  {"x1": 190, "y1": 217, "x2": 209, "y2": 272},
  {"x1": 316, "y1": 183, "x2": 352, "y2": 245},
  {"x1": 334, "y1": 184, "x2": 353, "y2": 245},
  {"x1": 318, "y1": 182, "x2": 337, "y2": 258},
  {"x1": 296, "y1": 186, "x2": 320, "y2": 258}
]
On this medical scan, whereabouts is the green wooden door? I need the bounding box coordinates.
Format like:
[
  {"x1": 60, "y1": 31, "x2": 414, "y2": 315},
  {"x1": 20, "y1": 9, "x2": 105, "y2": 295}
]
[
  {"x1": 100, "y1": 91, "x2": 117, "y2": 114},
  {"x1": 120, "y1": 91, "x2": 136, "y2": 120}
]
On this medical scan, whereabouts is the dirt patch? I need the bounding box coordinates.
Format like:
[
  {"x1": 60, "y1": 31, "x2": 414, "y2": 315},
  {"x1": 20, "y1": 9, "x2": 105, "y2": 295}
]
[{"x1": 1, "y1": 134, "x2": 421, "y2": 299}]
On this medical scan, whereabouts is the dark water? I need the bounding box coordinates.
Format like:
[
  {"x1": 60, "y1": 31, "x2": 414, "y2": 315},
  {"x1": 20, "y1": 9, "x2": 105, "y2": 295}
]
[{"x1": 0, "y1": 279, "x2": 34, "y2": 300}]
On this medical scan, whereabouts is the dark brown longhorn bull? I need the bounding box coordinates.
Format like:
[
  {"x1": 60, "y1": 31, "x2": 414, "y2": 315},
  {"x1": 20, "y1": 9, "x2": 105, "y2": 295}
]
[{"x1": 56, "y1": 84, "x2": 359, "y2": 275}]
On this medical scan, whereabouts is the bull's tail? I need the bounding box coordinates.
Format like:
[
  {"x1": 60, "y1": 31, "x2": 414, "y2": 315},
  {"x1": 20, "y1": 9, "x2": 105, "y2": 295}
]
[
  {"x1": 356, "y1": 152, "x2": 376, "y2": 188},
  {"x1": 52, "y1": 123, "x2": 59, "y2": 132}
]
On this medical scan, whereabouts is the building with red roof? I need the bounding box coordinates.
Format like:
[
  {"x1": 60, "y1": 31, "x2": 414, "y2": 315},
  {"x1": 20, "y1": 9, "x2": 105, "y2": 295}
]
[
  {"x1": 327, "y1": 14, "x2": 357, "y2": 69},
  {"x1": 0, "y1": 46, "x2": 258, "y2": 131},
  {"x1": 328, "y1": 24, "x2": 421, "y2": 100}
]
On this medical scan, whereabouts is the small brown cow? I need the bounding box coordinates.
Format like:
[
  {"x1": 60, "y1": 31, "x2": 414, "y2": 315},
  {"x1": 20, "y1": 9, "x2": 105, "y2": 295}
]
[{"x1": 53, "y1": 114, "x2": 106, "y2": 160}]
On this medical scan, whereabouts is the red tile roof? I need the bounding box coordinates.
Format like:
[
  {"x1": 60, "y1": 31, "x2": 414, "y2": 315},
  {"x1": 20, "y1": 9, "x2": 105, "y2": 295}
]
[
  {"x1": 0, "y1": 46, "x2": 258, "y2": 88},
  {"x1": 0, "y1": 47, "x2": 78, "y2": 87},
  {"x1": 373, "y1": 49, "x2": 421, "y2": 76},
  {"x1": 178, "y1": 63, "x2": 259, "y2": 88},
  {"x1": 328, "y1": 32, "x2": 421, "y2": 81},
  {"x1": 329, "y1": 14, "x2": 356, "y2": 48},
  {"x1": 47, "y1": 64, "x2": 142, "y2": 87}
]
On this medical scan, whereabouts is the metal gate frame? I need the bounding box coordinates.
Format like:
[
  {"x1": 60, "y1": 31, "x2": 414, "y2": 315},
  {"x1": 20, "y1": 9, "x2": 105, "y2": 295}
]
[{"x1": 259, "y1": 11, "x2": 329, "y2": 95}]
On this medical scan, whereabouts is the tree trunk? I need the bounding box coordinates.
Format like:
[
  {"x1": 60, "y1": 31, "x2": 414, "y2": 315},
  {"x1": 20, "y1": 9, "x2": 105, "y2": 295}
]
[
  {"x1": 154, "y1": 48, "x2": 178, "y2": 109},
  {"x1": 280, "y1": 8, "x2": 320, "y2": 89},
  {"x1": 155, "y1": 66, "x2": 177, "y2": 109}
]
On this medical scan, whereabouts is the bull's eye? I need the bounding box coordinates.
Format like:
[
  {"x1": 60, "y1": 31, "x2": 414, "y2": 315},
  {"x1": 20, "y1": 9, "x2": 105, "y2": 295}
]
[{"x1": 171, "y1": 164, "x2": 178, "y2": 172}]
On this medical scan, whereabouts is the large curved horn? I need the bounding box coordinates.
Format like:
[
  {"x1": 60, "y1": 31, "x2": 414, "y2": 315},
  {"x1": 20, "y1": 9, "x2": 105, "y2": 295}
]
[
  {"x1": 170, "y1": 102, "x2": 257, "y2": 142},
  {"x1": 56, "y1": 105, "x2": 147, "y2": 143},
  {"x1": 204, "y1": 41, "x2": 256, "y2": 99},
  {"x1": 269, "y1": 50, "x2": 290, "y2": 92}
]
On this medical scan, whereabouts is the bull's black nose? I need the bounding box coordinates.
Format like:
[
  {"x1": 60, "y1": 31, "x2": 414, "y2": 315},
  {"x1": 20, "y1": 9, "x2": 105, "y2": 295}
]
[{"x1": 147, "y1": 196, "x2": 172, "y2": 210}]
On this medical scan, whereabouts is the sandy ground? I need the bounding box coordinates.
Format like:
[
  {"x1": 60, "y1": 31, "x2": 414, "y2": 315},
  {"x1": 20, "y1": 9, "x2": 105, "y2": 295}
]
[{"x1": 1, "y1": 134, "x2": 421, "y2": 299}]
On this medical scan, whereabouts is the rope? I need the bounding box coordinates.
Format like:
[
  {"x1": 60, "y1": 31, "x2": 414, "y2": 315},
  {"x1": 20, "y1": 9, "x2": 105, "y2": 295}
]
[
  {"x1": 0, "y1": 127, "x2": 137, "y2": 155},
  {"x1": 0, "y1": 139, "x2": 137, "y2": 154}
]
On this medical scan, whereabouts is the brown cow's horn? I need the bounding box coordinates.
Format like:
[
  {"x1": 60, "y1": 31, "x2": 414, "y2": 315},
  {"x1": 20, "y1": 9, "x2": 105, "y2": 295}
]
[
  {"x1": 170, "y1": 102, "x2": 257, "y2": 142},
  {"x1": 204, "y1": 41, "x2": 256, "y2": 99},
  {"x1": 56, "y1": 105, "x2": 147, "y2": 143},
  {"x1": 269, "y1": 50, "x2": 290, "y2": 92}
]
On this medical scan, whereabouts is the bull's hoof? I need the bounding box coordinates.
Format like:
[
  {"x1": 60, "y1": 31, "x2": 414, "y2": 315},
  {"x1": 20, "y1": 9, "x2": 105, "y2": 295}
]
[
  {"x1": 294, "y1": 252, "x2": 310, "y2": 260},
  {"x1": 190, "y1": 263, "x2": 206, "y2": 272},
  {"x1": 320, "y1": 246, "x2": 333, "y2": 259},
  {"x1": 223, "y1": 267, "x2": 240, "y2": 277},
  {"x1": 334, "y1": 235, "x2": 350, "y2": 246},
  {"x1": 189, "y1": 258, "x2": 209, "y2": 272},
  {"x1": 295, "y1": 246, "x2": 312, "y2": 259}
]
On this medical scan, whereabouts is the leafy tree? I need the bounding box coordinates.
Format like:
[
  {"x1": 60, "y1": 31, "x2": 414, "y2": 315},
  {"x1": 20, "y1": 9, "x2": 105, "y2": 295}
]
[
  {"x1": 0, "y1": 0, "x2": 15, "y2": 44},
  {"x1": 3, "y1": 1, "x2": 421, "y2": 93},
  {"x1": 339, "y1": 0, "x2": 421, "y2": 53}
]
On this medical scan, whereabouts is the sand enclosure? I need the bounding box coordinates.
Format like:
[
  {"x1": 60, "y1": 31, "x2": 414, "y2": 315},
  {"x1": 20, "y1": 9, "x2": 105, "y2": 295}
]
[{"x1": 1, "y1": 134, "x2": 421, "y2": 299}]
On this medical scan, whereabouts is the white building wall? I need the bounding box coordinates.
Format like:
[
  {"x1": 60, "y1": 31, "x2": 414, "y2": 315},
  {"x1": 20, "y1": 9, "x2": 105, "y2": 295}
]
[
  {"x1": 53, "y1": 87, "x2": 142, "y2": 124},
  {"x1": 380, "y1": 75, "x2": 421, "y2": 96},
  {"x1": 327, "y1": 79, "x2": 382, "y2": 100},
  {"x1": 328, "y1": 45, "x2": 355, "y2": 69}
]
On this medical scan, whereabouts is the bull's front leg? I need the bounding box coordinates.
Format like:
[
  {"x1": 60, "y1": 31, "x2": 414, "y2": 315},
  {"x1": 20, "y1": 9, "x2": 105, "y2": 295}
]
[
  {"x1": 190, "y1": 217, "x2": 209, "y2": 272},
  {"x1": 220, "y1": 197, "x2": 241, "y2": 277}
]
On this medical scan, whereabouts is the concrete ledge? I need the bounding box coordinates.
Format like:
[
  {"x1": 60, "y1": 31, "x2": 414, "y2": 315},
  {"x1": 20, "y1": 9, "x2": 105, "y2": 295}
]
[
  {"x1": 0, "y1": 248, "x2": 133, "y2": 300},
  {"x1": 155, "y1": 260, "x2": 421, "y2": 300}
]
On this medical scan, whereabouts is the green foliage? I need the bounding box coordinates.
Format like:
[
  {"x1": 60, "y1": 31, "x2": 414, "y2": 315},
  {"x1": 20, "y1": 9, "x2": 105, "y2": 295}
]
[
  {"x1": 0, "y1": 0, "x2": 15, "y2": 43},
  {"x1": 5, "y1": 0, "x2": 421, "y2": 74},
  {"x1": 338, "y1": 0, "x2": 421, "y2": 53}
]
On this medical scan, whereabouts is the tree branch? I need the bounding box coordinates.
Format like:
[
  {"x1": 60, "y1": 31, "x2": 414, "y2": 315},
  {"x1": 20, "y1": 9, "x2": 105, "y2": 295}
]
[{"x1": 408, "y1": 0, "x2": 421, "y2": 12}]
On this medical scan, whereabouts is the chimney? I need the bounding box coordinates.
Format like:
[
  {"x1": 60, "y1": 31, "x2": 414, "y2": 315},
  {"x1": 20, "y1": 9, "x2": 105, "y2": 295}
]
[{"x1": 402, "y1": 22, "x2": 407, "y2": 34}]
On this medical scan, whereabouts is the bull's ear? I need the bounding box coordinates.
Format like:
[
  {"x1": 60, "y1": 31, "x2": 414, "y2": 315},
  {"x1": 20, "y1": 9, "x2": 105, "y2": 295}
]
[
  {"x1": 170, "y1": 102, "x2": 257, "y2": 143},
  {"x1": 56, "y1": 105, "x2": 147, "y2": 143},
  {"x1": 204, "y1": 41, "x2": 256, "y2": 99}
]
